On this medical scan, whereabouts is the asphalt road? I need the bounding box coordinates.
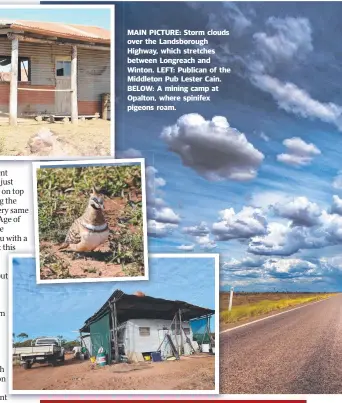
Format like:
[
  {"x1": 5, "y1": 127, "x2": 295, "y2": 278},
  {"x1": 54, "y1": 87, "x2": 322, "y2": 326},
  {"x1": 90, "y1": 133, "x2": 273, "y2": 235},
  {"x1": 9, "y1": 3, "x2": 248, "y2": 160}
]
[{"x1": 220, "y1": 295, "x2": 342, "y2": 394}]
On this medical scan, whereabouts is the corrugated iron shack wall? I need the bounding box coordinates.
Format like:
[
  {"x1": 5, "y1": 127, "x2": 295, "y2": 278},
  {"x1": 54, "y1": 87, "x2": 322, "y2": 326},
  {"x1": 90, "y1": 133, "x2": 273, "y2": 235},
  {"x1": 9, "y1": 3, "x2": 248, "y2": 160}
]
[
  {"x1": 0, "y1": 38, "x2": 110, "y2": 115},
  {"x1": 78, "y1": 48, "x2": 110, "y2": 115},
  {"x1": 123, "y1": 319, "x2": 194, "y2": 361}
]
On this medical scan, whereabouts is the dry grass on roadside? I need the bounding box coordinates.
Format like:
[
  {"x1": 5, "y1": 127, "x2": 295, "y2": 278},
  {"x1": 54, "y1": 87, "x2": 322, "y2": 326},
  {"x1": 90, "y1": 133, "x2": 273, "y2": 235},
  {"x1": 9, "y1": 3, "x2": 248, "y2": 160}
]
[{"x1": 220, "y1": 293, "x2": 336, "y2": 324}]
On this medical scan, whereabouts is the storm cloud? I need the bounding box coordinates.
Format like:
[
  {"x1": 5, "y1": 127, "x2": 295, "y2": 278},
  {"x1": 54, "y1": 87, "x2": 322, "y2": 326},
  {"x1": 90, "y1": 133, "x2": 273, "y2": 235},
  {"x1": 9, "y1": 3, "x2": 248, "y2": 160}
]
[{"x1": 161, "y1": 114, "x2": 264, "y2": 181}]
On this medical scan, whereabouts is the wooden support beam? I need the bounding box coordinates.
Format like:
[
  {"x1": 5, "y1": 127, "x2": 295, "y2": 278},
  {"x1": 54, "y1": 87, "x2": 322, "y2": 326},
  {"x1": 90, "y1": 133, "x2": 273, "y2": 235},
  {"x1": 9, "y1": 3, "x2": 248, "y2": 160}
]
[
  {"x1": 172, "y1": 312, "x2": 179, "y2": 352},
  {"x1": 7, "y1": 33, "x2": 110, "y2": 51},
  {"x1": 113, "y1": 299, "x2": 120, "y2": 363},
  {"x1": 179, "y1": 309, "x2": 184, "y2": 355},
  {"x1": 108, "y1": 301, "x2": 115, "y2": 364},
  {"x1": 101, "y1": 93, "x2": 110, "y2": 120},
  {"x1": 71, "y1": 45, "x2": 78, "y2": 124},
  {"x1": 9, "y1": 37, "x2": 18, "y2": 126},
  {"x1": 108, "y1": 300, "x2": 119, "y2": 364},
  {"x1": 180, "y1": 322, "x2": 196, "y2": 354},
  {"x1": 208, "y1": 316, "x2": 214, "y2": 345}
]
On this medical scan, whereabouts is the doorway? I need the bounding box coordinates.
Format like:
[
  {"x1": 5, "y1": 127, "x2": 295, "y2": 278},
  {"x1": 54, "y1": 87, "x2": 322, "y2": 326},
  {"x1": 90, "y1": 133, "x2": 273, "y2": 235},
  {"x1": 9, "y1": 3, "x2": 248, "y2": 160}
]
[{"x1": 55, "y1": 57, "x2": 71, "y2": 115}]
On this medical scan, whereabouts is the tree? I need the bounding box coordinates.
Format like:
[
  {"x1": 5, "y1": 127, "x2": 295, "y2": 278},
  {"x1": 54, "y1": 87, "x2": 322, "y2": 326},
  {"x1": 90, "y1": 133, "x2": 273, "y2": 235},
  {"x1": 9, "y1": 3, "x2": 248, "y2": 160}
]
[
  {"x1": 57, "y1": 335, "x2": 67, "y2": 346},
  {"x1": 63, "y1": 339, "x2": 81, "y2": 351},
  {"x1": 14, "y1": 339, "x2": 33, "y2": 348},
  {"x1": 17, "y1": 332, "x2": 28, "y2": 342}
]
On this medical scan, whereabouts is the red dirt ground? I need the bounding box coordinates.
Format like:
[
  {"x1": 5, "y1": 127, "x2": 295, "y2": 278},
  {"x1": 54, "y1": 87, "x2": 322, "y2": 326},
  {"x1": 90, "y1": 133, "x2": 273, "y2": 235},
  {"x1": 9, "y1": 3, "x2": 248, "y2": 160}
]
[
  {"x1": 40, "y1": 197, "x2": 142, "y2": 280},
  {"x1": 13, "y1": 354, "x2": 215, "y2": 391}
]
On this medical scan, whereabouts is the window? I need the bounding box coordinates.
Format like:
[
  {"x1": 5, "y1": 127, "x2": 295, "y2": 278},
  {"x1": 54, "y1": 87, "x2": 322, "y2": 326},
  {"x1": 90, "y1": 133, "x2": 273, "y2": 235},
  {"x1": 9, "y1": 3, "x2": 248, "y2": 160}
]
[
  {"x1": 56, "y1": 60, "x2": 71, "y2": 77},
  {"x1": 0, "y1": 56, "x2": 30, "y2": 82},
  {"x1": 35, "y1": 338, "x2": 59, "y2": 346},
  {"x1": 139, "y1": 327, "x2": 150, "y2": 336},
  {"x1": 0, "y1": 56, "x2": 10, "y2": 82},
  {"x1": 19, "y1": 58, "x2": 30, "y2": 82}
]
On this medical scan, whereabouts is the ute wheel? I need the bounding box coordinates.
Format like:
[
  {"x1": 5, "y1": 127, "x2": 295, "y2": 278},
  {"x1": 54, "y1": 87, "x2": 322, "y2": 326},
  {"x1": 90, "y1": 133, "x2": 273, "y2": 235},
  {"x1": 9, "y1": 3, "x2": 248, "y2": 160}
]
[{"x1": 23, "y1": 362, "x2": 31, "y2": 370}]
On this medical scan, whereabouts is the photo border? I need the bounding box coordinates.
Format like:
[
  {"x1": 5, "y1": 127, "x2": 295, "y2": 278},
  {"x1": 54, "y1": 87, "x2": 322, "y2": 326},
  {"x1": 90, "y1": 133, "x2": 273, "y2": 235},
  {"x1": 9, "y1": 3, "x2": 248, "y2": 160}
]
[
  {"x1": 0, "y1": 4, "x2": 115, "y2": 160},
  {"x1": 32, "y1": 158, "x2": 149, "y2": 284},
  {"x1": 8, "y1": 252, "x2": 219, "y2": 395}
]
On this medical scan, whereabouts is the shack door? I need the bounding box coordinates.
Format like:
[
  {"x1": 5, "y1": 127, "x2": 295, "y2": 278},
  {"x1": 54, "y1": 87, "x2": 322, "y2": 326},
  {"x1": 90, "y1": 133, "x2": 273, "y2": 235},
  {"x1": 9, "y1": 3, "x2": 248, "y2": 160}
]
[{"x1": 55, "y1": 57, "x2": 71, "y2": 115}]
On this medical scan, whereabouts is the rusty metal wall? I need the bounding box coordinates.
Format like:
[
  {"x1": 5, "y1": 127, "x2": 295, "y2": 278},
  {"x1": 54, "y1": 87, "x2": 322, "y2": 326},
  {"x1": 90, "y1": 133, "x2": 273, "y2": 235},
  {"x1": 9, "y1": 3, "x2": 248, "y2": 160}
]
[
  {"x1": 78, "y1": 48, "x2": 111, "y2": 102},
  {"x1": 0, "y1": 38, "x2": 70, "y2": 86},
  {"x1": 0, "y1": 38, "x2": 110, "y2": 101}
]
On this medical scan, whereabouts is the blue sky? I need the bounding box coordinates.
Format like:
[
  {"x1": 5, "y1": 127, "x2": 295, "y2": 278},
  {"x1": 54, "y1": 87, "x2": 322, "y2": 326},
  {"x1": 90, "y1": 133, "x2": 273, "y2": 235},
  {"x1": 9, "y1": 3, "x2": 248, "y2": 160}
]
[
  {"x1": 114, "y1": 2, "x2": 342, "y2": 292},
  {"x1": 13, "y1": 256, "x2": 215, "y2": 341},
  {"x1": 2, "y1": 7, "x2": 110, "y2": 29}
]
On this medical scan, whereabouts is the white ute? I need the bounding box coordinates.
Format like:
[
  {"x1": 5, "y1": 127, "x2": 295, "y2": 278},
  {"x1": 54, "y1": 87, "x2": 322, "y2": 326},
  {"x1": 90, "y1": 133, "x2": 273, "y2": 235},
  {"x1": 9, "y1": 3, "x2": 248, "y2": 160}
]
[{"x1": 13, "y1": 337, "x2": 65, "y2": 369}]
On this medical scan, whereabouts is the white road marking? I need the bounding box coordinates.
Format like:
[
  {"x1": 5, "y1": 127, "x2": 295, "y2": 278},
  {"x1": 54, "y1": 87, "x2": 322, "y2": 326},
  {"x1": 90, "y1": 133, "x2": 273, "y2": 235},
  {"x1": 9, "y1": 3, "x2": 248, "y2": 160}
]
[{"x1": 220, "y1": 297, "x2": 335, "y2": 334}]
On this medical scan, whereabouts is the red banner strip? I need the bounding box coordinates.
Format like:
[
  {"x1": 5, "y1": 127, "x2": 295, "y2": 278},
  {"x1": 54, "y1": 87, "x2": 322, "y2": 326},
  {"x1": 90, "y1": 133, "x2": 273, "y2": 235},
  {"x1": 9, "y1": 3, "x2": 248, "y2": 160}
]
[{"x1": 42, "y1": 400, "x2": 307, "y2": 403}]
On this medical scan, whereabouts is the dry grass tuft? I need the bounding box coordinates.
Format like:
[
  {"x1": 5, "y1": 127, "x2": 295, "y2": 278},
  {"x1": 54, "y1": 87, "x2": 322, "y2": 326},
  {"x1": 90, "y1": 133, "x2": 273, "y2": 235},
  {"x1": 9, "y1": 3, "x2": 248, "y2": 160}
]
[{"x1": 220, "y1": 293, "x2": 337, "y2": 323}]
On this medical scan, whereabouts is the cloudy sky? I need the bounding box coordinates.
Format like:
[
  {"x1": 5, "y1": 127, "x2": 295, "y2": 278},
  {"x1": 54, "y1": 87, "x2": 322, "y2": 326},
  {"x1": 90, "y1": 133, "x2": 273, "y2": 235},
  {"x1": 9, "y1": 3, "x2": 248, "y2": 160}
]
[
  {"x1": 13, "y1": 256, "x2": 215, "y2": 340},
  {"x1": 115, "y1": 2, "x2": 342, "y2": 292}
]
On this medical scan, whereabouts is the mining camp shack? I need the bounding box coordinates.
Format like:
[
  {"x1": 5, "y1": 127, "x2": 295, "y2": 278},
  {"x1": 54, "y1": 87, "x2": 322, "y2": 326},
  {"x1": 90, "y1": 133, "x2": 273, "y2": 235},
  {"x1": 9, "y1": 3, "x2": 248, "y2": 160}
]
[
  {"x1": 0, "y1": 19, "x2": 111, "y2": 125},
  {"x1": 79, "y1": 289, "x2": 215, "y2": 363}
]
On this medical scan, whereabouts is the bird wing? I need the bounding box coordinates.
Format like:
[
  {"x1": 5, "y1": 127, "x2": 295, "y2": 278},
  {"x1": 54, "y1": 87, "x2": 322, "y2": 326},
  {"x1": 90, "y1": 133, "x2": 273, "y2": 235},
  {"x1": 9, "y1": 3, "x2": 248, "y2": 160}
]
[{"x1": 65, "y1": 218, "x2": 82, "y2": 245}]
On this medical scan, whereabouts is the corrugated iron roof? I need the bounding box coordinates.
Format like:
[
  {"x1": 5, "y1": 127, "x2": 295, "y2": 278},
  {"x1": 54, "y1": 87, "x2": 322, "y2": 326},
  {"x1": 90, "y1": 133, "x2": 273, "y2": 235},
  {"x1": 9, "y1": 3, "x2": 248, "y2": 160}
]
[
  {"x1": 0, "y1": 19, "x2": 110, "y2": 44},
  {"x1": 80, "y1": 289, "x2": 215, "y2": 332}
]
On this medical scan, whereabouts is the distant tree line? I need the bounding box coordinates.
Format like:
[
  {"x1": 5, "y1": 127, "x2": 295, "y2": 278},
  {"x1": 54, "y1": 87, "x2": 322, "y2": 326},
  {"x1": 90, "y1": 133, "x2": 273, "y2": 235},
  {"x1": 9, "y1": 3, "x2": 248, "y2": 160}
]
[{"x1": 12, "y1": 332, "x2": 80, "y2": 350}]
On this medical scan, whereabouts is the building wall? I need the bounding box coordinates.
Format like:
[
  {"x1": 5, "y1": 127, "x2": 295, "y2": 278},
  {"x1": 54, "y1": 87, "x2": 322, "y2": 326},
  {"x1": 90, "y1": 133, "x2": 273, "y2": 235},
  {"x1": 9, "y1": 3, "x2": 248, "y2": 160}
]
[
  {"x1": 122, "y1": 318, "x2": 194, "y2": 361},
  {"x1": 0, "y1": 38, "x2": 110, "y2": 116}
]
